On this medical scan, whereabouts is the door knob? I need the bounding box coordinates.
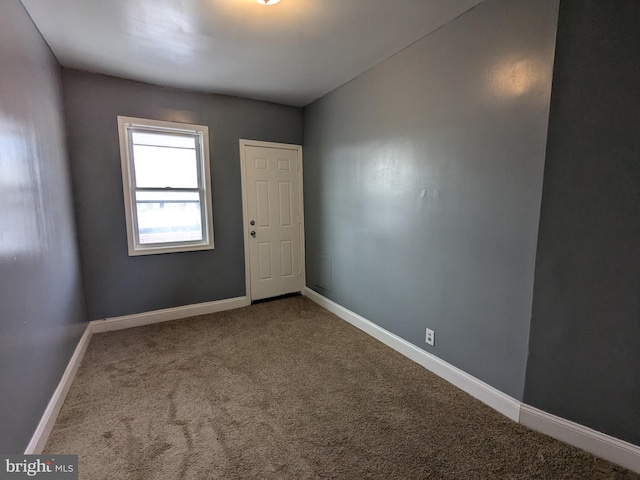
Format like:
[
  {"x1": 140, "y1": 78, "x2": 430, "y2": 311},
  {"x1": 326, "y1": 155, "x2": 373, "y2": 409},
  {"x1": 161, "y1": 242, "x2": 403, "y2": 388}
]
[
  {"x1": 250, "y1": 220, "x2": 255, "y2": 226},
  {"x1": 250, "y1": 231, "x2": 256, "y2": 238}
]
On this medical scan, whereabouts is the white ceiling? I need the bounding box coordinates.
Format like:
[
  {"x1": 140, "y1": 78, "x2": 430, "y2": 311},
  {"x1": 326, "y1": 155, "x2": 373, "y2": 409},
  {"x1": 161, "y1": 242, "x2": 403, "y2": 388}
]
[{"x1": 20, "y1": 0, "x2": 483, "y2": 107}]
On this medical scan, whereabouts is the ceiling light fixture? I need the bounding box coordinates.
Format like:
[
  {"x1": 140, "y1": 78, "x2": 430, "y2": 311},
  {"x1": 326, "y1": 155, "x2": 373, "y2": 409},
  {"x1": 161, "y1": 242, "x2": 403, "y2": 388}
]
[{"x1": 256, "y1": 0, "x2": 280, "y2": 5}]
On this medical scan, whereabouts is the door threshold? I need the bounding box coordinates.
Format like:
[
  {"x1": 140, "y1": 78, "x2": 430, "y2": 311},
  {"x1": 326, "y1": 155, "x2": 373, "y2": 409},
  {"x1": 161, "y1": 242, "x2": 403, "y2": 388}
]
[{"x1": 251, "y1": 292, "x2": 301, "y2": 305}]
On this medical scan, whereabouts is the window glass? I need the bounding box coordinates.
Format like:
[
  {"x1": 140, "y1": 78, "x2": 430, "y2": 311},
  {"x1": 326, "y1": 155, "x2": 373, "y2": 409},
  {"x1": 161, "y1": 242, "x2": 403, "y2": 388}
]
[
  {"x1": 135, "y1": 190, "x2": 202, "y2": 244},
  {"x1": 132, "y1": 144, "x2": 198, "y2": 188},
  {"x1": 131, "y1": 132, "x2": 196, "y2": 149}
]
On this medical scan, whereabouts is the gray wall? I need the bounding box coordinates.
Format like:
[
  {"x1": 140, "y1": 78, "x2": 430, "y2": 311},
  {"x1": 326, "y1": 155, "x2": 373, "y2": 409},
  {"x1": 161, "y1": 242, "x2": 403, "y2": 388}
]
[
  {"x1": 525, "y1": 0, "x2": 640, "y2": 445},
  {"x1": 62, "y1": 70, "x2": 303, "y2": 320},
  {"x1": 303, "y1": 0, "x2": 559, "y2": 400},
  {"x1": 0, "y1": 0, "x2": 87, "y2": 452}
]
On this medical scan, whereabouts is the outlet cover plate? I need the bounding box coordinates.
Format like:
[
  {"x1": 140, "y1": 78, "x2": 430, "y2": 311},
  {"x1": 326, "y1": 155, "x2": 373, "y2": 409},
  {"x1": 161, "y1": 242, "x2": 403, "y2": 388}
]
[{"x1": 426, "y1": 328, "x2": 435, "y2": 346}]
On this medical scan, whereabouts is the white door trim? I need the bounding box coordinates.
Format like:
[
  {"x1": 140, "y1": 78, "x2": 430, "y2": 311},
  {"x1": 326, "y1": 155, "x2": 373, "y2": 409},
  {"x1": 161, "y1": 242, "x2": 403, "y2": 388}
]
[{"x1": 239, "y1": 139, "x2": 305, "y2": 304}]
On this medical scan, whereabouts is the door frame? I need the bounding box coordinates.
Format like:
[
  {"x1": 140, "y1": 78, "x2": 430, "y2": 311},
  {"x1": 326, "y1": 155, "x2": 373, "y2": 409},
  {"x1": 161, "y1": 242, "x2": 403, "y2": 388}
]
[{"x1": 239, "y1": 139, "x2": 305, "y2": 304}]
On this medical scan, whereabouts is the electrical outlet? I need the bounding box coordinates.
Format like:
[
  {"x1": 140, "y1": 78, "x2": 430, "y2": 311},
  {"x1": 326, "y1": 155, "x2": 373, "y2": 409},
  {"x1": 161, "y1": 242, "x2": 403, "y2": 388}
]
[{"x1": 425, "y1": 328, "x2": 435, "y2": 346}]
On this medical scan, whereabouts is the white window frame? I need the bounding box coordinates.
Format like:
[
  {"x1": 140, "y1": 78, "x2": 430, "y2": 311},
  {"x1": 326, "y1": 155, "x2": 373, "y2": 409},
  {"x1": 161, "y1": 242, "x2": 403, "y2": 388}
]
[{"x1": 117, "y1": 116, "x2": 214, "y2": 256}]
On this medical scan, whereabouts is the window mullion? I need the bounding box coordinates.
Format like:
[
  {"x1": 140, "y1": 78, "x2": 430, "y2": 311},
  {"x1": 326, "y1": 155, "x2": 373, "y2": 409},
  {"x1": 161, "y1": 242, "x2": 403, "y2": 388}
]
[{"x1": 135, "y1": 187, "x2": 201, "y2": 192}]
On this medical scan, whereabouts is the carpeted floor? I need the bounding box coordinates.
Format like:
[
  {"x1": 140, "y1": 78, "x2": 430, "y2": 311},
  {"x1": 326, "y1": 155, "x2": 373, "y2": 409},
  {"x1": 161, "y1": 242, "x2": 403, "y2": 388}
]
[{"x1": 45, "y1": 296, "x2": 638, "y2": 479}]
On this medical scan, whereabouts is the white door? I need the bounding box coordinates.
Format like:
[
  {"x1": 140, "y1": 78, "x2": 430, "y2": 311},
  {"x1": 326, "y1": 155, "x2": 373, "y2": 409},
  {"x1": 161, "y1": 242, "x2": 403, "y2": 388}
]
[{"x1": 241, "y1": 142, "x2": 303, "y2": 301}]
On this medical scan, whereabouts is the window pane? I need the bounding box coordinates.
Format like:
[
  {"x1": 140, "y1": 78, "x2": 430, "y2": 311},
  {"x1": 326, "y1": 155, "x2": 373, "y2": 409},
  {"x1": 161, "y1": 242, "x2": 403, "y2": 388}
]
[
  {"x1": 132, "y1": 131, "x2": 196, "y2": 149},
  {"x1": 133, "y1": 145, "x2": 198, "y2": 188},
  {"x1": 135, "y1": 190, "x2": 203, "y2": 244}
]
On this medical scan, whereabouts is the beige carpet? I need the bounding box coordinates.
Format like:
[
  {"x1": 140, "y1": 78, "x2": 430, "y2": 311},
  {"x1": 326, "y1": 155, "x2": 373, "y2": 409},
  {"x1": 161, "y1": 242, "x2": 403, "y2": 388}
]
[{"x1": 45, "y1": 296, "x2": 638, "y2": 479}]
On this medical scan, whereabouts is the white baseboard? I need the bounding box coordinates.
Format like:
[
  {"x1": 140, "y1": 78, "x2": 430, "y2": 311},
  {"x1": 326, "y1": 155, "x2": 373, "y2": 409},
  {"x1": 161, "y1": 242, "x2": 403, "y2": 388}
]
[
  {"x1": 520, "y1": 405, "x2": 640, "y2": 474},
  {"x1": 26, "y1": 296, "x2": 247, "y2": 453},
  {"x1": 90, "y1": 296, "x2": 248, "y2": 333},
  {"x1": 303, "y1": 287, "x2": 640, "y2": 474},
  {"x1": 25, "y1": 324, "x2": 93, "y2": 454},
  {"x1": 29, "y1": 290, "x2": 640, "y2": 474},
  {"x1": 302, "y1": 287, "x2": 521, "y2": 421}
]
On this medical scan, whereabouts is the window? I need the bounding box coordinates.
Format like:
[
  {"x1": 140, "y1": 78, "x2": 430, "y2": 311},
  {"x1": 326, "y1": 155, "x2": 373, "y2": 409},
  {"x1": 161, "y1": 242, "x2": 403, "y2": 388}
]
[{"x1": 117, "y1": 116, "x2": 214, "y2": 256}]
